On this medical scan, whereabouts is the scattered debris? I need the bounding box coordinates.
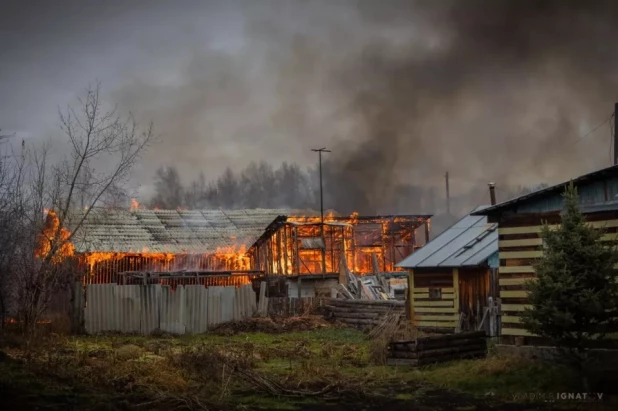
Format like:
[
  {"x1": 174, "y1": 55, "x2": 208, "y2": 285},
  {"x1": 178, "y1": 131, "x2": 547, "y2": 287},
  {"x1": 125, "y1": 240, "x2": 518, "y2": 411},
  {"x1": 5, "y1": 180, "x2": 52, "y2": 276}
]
[{"x1": 338, "y1": 255, "x2": 408, "y2": 301}]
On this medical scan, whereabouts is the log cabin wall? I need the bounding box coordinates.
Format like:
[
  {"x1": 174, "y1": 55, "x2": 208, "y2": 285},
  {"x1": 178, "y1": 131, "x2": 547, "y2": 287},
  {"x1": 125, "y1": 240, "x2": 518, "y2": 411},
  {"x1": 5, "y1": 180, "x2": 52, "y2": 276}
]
[
  {"x1": 408, "y1": 268, "x2": 458, "y2": 331},
  {"x1": 493, "y1": 210, "x2": 618, "y2": 343},
  {"x1": 472, "y1": 167, "x2": 618, "y2": 344}
]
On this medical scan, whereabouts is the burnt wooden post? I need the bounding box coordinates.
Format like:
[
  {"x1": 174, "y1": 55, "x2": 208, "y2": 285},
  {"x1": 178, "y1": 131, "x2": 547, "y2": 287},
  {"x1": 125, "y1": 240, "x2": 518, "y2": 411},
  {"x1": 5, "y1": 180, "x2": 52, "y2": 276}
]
[
  {"x1": 350, "y1": 226, "x2": 356, "y2": 274},
  {"x1": 294, "y1": 227, "x2": 300, "y2": 276},
  {"x1": 294, "y1": 226, "x2": 302, "y2": 299},
  {"x1": 276, "y1": 229, "x2": 282, "y2": 274},
  {"x1": 283, "y1": 224, "x2": 289, "y2": 275}
]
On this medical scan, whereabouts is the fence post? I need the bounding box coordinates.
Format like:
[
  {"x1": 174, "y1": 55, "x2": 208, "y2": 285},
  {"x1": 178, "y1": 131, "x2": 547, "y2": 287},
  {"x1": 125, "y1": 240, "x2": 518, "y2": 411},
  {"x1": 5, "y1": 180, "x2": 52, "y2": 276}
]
[
  {"x1": 488, "y1": 296, "x2": 495, "y2": 337},
  {"x1": 70, "y1": 281, "x2": 85, "y2": 334}
]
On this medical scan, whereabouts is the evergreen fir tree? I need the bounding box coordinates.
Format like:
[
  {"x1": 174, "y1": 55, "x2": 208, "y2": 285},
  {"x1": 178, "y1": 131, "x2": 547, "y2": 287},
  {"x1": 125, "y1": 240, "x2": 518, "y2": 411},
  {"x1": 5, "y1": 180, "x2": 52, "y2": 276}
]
[{"x1": 521, "y1": 182, "x2": 618, "y2": 387}]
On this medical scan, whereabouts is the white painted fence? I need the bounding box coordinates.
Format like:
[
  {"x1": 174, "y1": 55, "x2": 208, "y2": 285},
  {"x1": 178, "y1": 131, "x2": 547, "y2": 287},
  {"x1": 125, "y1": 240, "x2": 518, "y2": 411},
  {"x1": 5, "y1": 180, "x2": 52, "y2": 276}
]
[{"x1": 84, "y1": 284, "x2": 257, "y2": 335}]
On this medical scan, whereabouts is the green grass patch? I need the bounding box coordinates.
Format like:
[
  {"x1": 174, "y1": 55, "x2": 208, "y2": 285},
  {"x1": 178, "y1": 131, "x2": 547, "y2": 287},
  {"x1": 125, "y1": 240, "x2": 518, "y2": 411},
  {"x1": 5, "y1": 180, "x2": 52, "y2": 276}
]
[{"x1": 414, "y1": 354, "x2": 578, "y2": 397}]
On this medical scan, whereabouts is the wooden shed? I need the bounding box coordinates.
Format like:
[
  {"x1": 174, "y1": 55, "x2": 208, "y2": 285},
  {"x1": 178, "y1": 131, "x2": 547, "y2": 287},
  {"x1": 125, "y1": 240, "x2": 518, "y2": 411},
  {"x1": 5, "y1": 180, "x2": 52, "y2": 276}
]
[
  {"x1": 472, "y1": 164, "x2": 618, "y2": 345},
  {"x1": 397, "y1": 206, "x2": 499, "y2": 333}
]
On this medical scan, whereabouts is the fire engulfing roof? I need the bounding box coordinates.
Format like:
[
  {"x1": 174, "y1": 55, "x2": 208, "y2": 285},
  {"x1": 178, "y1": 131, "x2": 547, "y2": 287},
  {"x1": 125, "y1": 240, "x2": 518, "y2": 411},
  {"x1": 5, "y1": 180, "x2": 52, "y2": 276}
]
[{"x1": 69, "y1": 208, "x2": 320, "y2": 254}]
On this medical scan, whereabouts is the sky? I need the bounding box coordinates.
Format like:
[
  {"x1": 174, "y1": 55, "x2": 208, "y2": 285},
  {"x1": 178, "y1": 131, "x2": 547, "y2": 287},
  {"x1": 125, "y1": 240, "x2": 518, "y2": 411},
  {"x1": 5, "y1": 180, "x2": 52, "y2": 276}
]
[{"x1": 2, "y1": 0, "x2": 618, "y2": 207}]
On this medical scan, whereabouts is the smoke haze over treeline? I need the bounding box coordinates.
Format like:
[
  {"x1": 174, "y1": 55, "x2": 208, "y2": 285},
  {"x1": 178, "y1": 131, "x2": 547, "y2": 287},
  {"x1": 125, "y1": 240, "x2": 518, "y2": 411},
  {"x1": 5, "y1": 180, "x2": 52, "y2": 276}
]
[
  {"x1": 3, "y1": 1, "x2": 618, "y2": 235},
  {"x1": 149, "y1": 161, "x2": 547, "y2": 237},
  {"x1": 115, "y1": 0, "x2": 618, "y2": 220}
]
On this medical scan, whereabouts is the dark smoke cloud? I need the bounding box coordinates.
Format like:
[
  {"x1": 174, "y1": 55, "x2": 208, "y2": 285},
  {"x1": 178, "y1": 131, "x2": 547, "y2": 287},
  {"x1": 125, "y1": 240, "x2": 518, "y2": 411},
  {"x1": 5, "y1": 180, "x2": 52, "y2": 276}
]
[
  {"x1": 323, "y1": 0, "x2": 618, "y2": 214},
  {"x1": 3, "y1": 1, "x2": 618, "y2": 218}
]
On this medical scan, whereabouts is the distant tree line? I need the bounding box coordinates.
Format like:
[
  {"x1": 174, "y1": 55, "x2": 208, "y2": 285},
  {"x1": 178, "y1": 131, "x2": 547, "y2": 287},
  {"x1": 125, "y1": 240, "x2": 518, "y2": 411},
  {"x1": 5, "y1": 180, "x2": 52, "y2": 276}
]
[
  {"x1": 149, "y1": 161, "x2": 317, "y2": 210},
  {"x1": 148, "y1": 161, "x2": 549, "y2": 224}
]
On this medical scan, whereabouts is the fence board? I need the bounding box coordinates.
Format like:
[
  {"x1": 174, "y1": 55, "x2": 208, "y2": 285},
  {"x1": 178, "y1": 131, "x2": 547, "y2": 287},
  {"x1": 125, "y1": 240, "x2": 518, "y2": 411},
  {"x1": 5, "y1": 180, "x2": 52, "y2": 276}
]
[
  {"x1": 114, "y1": 285, "x2": 141, "y2": 333},
  {"x1": 84, "y1": 283, "x2": 256, "y2": 335},
  {"x1": 185, "y1": 285, "x2": 209, "y2": 334},
  {"x1": 220, "y1": 287, "x2": 235, "y2": 323},
  {"x1": 160, "y1": 285, "x2": 186, "y2": 334},
  {"x1": 140, "y1": 285, "x2": 161, "y2": 334}
]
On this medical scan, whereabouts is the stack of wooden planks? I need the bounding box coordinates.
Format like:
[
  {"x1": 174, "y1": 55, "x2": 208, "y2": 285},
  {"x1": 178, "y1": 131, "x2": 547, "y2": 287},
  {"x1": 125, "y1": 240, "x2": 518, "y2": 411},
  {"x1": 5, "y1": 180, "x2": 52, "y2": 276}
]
[
  {"x1": 323, "y1": 298, "x2": 405, "y2": 327},
  {"x1": 387, "y1": 330, "x2": 487, "y2": 366}
]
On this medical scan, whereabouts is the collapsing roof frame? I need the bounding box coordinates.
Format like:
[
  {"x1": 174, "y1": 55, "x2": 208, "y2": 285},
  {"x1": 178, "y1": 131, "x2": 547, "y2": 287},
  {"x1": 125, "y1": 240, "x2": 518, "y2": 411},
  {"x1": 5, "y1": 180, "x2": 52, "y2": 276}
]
[
  {"x1": 248, "y1": 214, "x2": 432, "y2": 276},
  {"x1": 249, "y1": 214, "x2": 432, "y2": 252}
]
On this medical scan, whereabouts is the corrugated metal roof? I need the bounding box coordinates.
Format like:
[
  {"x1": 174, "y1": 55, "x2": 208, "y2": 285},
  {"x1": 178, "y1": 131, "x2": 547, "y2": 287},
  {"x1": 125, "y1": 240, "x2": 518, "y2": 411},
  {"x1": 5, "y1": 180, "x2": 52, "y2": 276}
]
[
  {"x1": 69, "y1": 208, "x2": 319, "y2": 254},
  {"x1": 396, "y1": 206, "x2": 498, "y2": 268}
]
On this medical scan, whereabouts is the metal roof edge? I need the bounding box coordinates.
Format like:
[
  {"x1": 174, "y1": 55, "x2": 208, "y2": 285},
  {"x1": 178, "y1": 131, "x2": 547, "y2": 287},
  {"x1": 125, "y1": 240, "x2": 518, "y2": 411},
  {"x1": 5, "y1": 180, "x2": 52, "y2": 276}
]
[
  {"x1": 472, "y1": 164, "x2": 618, "y2": 216},
  {"x1": 395, "y1": 209, "x2": 485, "y2": 268}
]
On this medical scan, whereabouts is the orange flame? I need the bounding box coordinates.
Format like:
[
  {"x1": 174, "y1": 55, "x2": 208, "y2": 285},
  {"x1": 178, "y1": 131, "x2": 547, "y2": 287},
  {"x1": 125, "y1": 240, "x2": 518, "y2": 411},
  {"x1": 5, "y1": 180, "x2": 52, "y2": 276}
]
[
  {"x1": 35, "y1": 210, "x2": 75, "y2": 262},
  {"x1": 82, "y1": 245, "x2": 251, "y2": 287},
  {"x1": 261, "y1": 211, "x2": 419, "y2": 275},
  {"x1": 130, "y1": 198, "x2": 141, "y2": 211},
  {"x1": 214, "y1": 244, "x2": 250, "y2": 271}
]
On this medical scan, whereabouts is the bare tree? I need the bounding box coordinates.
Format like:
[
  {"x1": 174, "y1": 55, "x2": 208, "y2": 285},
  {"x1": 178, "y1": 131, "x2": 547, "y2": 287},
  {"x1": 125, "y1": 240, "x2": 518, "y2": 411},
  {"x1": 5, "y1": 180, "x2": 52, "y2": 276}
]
[
  {"x1": 0, "y1": 131, "x2": 21, "y2": 328},
  {"x1": 216, "y1": 167, "x2": 240, "y2": 208},
  {"x1": 11, "y1": 82, "x2": 153, "y2": 333},
  {"x1": 150, "y1": 165, "x2": 184, "y2": 209}
]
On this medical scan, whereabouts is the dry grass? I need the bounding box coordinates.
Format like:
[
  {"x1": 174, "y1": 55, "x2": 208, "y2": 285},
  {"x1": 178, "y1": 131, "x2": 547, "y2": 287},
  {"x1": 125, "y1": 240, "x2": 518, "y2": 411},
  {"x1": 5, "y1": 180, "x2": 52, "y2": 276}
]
[
  {"x1": 367, "y1": 312, "x2": 424, "y2": 365},
  {"x1": 0, "y1": 325, "x2": 605, "y2": 410}
]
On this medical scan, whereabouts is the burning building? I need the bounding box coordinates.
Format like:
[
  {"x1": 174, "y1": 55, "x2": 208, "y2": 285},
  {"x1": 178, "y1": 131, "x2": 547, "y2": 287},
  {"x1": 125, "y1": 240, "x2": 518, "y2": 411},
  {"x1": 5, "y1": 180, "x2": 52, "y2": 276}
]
[
  {"x1": 64, "y1": 207, "x2": 320, "y2": 287},
  {"x1": 42, "y1": 205, "x2": 431, "y2": 294},
  {"x1": 248, "y1": 212, "x2": 431, "y2": 299},
  {"x1": 249, "y1": 213, "x2": 431, "y2": 276}
]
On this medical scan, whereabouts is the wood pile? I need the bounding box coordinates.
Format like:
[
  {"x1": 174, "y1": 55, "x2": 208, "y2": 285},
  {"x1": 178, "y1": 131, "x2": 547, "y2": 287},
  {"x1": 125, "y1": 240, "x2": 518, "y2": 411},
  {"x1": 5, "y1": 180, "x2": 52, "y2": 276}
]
[
  {"x1": 337, "y1": 254, "x2": 406, "y2": 300},
  {"x1": 387, "y1": 330, "x2": 487, "y2": 366},
  {"x1": 323, "y1": 298, "x2": 405, "y2": 327}
]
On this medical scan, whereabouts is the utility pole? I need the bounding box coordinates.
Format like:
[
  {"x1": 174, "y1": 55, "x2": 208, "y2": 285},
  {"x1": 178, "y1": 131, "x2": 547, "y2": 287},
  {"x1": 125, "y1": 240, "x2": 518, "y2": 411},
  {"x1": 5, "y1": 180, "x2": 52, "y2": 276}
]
[
  {"x1": 614, "y1": 103, "x2": 618, "y2": 165},
  {"x1": 445, "y1": 171, "x2": 450, "y2": 215},
  {"x1": 312, "y1": 148, "x2": 331, "y2": 274}
]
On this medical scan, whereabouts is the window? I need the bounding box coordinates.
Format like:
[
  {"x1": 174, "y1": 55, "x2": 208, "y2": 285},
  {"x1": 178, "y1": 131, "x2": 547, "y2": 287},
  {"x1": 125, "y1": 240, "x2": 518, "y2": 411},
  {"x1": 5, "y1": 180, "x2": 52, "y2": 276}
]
[{"x1": 429, "y1": 288, "x2": 442, "y2": 299}]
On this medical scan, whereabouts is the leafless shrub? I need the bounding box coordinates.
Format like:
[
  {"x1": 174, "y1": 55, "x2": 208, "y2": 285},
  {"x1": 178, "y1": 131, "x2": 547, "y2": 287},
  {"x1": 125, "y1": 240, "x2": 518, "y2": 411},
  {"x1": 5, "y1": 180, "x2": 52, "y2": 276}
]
[{"x1": 0, "y1": 82, "x2": 153, "y2": 336}]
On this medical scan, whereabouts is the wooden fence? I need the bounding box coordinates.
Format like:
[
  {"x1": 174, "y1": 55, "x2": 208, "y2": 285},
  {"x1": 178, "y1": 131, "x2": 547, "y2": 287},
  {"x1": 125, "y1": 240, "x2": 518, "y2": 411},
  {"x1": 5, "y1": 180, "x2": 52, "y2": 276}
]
[
  {"x1": 83, "y1": 283, "x2": 257, "y2": 335},
  {"x1": 387, "y1": 330, "x2": 487, "y2": 366}
]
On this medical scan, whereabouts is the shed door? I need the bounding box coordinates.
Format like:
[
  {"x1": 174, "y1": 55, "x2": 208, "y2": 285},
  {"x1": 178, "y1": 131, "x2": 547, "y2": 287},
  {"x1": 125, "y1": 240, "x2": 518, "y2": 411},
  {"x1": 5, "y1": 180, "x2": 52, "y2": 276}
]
[{"x1": 458, "y1": 268, "x2": 490, "y2": 331}]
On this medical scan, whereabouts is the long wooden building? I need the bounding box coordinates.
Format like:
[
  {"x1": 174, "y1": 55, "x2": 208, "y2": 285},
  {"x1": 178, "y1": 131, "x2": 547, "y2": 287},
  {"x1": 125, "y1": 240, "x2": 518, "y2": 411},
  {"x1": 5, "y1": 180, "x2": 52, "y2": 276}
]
[{"x1": 472, "y1": 165, "x2": 618, "y2": 345}]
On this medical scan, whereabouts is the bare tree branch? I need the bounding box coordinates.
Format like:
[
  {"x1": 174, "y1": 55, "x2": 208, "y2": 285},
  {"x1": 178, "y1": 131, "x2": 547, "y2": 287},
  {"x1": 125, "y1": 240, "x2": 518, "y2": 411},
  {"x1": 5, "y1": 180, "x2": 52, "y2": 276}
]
[{"x1": 0, "y1": 82, "x2": 153, "y2": 334}]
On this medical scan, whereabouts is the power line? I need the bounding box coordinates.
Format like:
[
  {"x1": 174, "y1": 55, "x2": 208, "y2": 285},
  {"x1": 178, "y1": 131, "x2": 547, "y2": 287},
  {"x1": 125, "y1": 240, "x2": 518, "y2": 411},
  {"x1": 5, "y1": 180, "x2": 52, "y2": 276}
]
[
  {"x1": 513, "y1": 113, "x2": 613, "y2": 178},
  {"x1": 570, "y1": 115, "x2": 612, "y2": 147}
]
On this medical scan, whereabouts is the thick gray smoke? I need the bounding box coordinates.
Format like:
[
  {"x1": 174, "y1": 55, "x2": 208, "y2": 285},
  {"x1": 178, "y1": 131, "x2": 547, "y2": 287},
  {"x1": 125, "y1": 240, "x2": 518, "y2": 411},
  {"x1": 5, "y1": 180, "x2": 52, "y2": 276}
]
[
  {"x1": 112, "y1": 1, "x2": 618, "y2": 217},
  {"x1": 323, "y1": 0, "x2": 618, "y2": 215}
]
